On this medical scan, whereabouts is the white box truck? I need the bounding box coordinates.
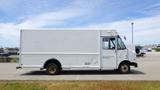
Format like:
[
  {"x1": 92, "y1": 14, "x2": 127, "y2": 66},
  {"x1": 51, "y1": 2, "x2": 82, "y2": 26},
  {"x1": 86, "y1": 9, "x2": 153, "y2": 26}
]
[{"x1": 17, "y1": 28, "x2": 137, "y2": 75}]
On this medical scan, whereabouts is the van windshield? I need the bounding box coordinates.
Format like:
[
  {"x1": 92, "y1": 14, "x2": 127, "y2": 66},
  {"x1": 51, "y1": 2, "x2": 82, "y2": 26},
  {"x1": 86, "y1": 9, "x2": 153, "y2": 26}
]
[{"x1": 117, "y1": 36, "x2": 126, "y2": 50}]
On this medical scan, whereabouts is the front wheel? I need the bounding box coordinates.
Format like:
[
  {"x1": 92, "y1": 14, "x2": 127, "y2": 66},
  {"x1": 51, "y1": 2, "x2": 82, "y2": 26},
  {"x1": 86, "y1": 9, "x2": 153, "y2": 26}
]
[
  {"x1": 46, "y1": 63, "x2": 60, "y2": 75},
  {"x1": 118, "y1": 63, "x2": 130, "y2": 74}
]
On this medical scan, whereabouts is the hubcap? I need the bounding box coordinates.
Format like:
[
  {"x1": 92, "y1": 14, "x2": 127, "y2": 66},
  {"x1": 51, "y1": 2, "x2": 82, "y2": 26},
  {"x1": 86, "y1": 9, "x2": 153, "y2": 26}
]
[
  {"x1": 121, "y1": 64, "x2": 128, "y2": 73},
  {"x1": 48, "y1": 65, "x2": 56, "y2": 74}
]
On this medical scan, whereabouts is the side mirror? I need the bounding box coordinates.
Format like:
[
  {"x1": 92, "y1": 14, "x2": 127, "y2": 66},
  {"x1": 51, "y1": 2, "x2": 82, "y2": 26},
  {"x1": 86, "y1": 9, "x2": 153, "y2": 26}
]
[
  {"x1": 124, "y1": 36, "x2": 126, "y2": 40},
  {"x1": 119, "y1": 35, "x2": 127, "y2": 40}
]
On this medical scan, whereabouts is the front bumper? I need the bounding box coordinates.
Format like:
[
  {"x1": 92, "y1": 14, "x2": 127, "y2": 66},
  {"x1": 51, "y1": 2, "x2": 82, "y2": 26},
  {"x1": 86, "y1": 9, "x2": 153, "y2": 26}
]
[
  {"x1": 16, "y1": 64, "x2": 22, "y2": 69},
  {"x1": 16, "y1": 66, "x2": 22, "y2": 69},
  {"x1": 130, "y1": 62, "x2": 138, "y2": 67}
]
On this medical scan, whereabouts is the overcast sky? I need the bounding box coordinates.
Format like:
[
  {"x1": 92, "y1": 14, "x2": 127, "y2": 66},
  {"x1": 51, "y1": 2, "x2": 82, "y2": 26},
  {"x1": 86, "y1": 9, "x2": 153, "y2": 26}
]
[{"x1": 0, "y1": 0, "x2": 160, "y2": 47}]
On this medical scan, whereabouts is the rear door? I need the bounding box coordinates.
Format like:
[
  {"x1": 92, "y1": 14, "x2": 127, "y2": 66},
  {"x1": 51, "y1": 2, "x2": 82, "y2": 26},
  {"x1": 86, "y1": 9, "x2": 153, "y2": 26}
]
[{"x1": 101, "y1": 37, "x2": 117, "y2": 69}]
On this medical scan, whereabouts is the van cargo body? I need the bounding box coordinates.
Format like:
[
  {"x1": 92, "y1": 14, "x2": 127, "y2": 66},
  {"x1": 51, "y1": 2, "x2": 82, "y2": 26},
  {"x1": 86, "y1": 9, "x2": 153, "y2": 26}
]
[{"x1": 17, "y1": 28, "x2": 137, "y2": 74}]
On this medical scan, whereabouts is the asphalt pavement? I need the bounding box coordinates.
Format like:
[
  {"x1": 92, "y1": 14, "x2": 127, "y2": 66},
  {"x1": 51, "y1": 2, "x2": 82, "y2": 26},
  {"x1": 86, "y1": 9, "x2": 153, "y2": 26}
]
[{"x1": 0, "y1": 52, "x2": 159, "y2": 80}]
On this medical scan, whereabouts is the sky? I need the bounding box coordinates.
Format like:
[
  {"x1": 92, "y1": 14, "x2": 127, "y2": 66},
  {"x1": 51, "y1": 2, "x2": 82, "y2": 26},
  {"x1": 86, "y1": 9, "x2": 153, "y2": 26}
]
[{"x1": 0, "y1": 0, "x2": 160, "y2": 47}]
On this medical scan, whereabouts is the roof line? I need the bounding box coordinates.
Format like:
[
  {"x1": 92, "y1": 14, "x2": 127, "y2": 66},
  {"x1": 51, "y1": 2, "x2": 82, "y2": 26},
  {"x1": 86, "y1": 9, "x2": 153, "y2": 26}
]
[{"x1": 21, "y1": 28, "x2": 116, "y2": 31}]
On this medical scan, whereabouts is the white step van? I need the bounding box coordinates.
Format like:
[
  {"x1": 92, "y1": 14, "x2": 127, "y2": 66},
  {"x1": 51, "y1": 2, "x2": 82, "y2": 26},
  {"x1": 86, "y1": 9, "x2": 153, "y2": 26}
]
[{"x1": 17, "y1": 28, "x2": 137, "y2": 75}]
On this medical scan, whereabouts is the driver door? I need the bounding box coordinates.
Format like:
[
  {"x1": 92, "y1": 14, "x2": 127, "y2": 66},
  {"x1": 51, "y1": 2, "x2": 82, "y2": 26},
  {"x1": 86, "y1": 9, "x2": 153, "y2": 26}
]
[{"x1": 101, "y1": 37, "x2": 117, "y2": 70}]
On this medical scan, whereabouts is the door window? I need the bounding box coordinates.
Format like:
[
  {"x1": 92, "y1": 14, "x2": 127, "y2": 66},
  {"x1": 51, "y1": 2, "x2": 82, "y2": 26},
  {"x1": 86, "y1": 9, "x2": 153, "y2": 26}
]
[{"x1": 102, "y1": 37, "x2": 116, "y2": 50}]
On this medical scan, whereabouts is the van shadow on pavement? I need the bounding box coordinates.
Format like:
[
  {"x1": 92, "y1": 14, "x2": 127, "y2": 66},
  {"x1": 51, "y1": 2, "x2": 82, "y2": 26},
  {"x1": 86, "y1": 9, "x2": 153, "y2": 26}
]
[{"x1": 21, "y1": 69, "x2": 145, "y2": 76}]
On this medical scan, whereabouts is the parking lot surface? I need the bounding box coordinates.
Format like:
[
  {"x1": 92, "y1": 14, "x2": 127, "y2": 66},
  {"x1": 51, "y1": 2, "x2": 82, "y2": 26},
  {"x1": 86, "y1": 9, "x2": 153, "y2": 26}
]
[{"x1": 0, "y1": 52, "x2": 160, "y2": 80}]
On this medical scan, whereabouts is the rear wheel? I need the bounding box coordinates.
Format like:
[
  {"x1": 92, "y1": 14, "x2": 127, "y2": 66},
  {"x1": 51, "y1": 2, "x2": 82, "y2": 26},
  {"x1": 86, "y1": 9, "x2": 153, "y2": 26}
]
[
  {"x1": 46, "y1": 63, "x2": 60, "y2": 75},
  {"x1": 119, "y1": 63, "x2": 130, "y2": 74}
]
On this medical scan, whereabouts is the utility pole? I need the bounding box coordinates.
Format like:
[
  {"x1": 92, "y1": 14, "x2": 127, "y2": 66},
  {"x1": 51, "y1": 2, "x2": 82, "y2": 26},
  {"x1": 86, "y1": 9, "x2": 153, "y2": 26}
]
[{"x1": 131, "y1": 22, "x2": 134, "y2": 50}]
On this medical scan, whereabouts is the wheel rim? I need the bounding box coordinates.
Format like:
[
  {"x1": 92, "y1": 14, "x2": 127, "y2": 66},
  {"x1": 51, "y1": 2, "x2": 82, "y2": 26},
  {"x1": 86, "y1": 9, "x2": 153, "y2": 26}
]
[
  {"x1": 48, "y1": 65, "x2": 56, "y2": 74},
  {"x1": 121, "y1": 64, "x2": 129, "y2": 73}
]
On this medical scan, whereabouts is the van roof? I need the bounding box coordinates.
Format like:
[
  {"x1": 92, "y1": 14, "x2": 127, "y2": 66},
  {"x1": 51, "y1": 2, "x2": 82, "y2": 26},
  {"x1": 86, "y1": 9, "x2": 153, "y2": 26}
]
[
  {"x1": 21, "y1": 28, "x2": 116, "y2": 31},
  {"x1": 21, "y1": 28, "x2": 118, "y2": 37}
]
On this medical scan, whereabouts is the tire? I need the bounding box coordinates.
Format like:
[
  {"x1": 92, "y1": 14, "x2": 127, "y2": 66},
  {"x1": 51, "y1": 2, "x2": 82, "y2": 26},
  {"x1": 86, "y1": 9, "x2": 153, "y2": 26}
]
[
  {"x1": 46, "y1": 63, "x2": 60, "y2": 75},
  {"x1": 136, "y1": 48, "x2": 140, "y2": 54},
  {"x1": 118, "y1": 63, "x2": 130, "y2": 74}
]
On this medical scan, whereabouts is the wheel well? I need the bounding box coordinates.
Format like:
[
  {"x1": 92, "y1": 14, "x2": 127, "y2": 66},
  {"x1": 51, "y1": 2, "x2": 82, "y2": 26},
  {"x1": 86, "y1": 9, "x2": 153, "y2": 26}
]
[
  {"x1": 119, "y1": 60, "x2": 131, "y2": 67},
  {"x1": 44, "y1": 58, "x2": 62, "y2": 70}
]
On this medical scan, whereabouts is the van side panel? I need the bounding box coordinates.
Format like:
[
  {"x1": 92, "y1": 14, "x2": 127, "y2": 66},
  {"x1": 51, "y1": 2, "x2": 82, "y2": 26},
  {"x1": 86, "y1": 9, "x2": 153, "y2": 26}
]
[
  {"x1": 21, "y1": 30, "x2": 100, "y2": 53},
  {"x1": 20, "y1": 30, "x2": 100, "y2": 70},
  {"x1": 21, "y1": 54, "x2": 100, "y2": 70}
]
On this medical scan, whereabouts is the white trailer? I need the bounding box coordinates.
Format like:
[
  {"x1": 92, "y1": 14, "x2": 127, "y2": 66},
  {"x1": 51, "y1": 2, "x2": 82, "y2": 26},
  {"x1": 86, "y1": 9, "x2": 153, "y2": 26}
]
[{"x1": 17, "y1": 28, "x2": 137, "y2": 75}]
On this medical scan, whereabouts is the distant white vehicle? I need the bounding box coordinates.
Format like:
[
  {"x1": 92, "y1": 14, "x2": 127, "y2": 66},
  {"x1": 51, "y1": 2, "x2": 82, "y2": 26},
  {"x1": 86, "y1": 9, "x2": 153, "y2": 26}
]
[
  {"x1": 17, "y1": 28, "x2": 137, "y2": 75},
  {"x1": 147, "y1": 48, "x2": 152, "y2": 52},
  {"x1": 135, "y1": 46, "x2": 146, "y2": 56}
]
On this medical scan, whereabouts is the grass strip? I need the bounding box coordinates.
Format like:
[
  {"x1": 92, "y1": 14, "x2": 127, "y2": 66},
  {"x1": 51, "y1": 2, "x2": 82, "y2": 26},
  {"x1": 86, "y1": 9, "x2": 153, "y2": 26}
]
[
  {"x1": 0, "y1": 57, "x2": 18, "y2": 63},
  {"x1": 153, "y1": 48, "x2": 160, "y2": 52},
  {"x1": 0, "y1": 81, "x2": 160, "y2": 90}
]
